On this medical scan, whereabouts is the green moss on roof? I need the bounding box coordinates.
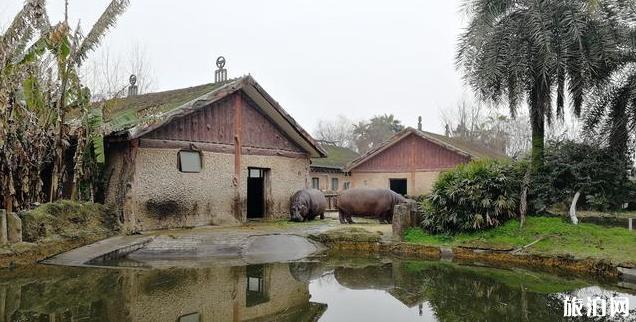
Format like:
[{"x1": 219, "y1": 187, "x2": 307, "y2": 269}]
[
  {"x1": 311, "y1": 144, "x2": 359, "y2": 169},
  {"x1": 103, "y1": 82, "x2": 225, "y2": 122}
]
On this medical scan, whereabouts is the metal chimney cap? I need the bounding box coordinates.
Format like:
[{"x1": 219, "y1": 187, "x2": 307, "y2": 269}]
[{"x1": 216, "y1": 56, "x2": 226, "y2": 69}]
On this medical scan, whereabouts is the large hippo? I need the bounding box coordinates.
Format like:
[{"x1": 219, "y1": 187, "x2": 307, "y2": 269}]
[
  {"x1": 336, "y1": 188, "x2": 408, "y2": 224},
  {"x1": 289, "y1": 189, "x2": 327, "y2": 222}
]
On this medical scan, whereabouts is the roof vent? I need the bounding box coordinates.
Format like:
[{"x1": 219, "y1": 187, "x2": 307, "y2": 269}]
[
  {"x1": 215, "y1": 56, "x2": 227, "y2": 83},
  {"x1": 127, "y1": 74, "x2": 138, "y2": 97},
  {"x1": 417, "y1": 116, "x2": 422, "y2": 131}
]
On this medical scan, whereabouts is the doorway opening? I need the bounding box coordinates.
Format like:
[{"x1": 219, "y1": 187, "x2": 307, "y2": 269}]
[
  {"x1": 247, "y1": 168, "x2": 267, "y2": 219},
  {"x1": 389, "y1": 178, "x2": 408, "y2": 196}
]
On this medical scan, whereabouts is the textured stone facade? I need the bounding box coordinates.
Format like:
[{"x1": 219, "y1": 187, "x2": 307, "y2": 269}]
[{"x1": 106, "y1": 147, "x2": 310, "y2": 231}]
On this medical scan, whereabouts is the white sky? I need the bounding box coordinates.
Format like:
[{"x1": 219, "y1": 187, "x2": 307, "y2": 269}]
[{"x1": 1, "y1": 0, "x2": 468, "y2": 134}]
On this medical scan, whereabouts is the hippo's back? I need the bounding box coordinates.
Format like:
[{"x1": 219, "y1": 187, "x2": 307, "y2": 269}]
[{"x1": 337, "y1": 188, "x2": 394, "y2": 216}]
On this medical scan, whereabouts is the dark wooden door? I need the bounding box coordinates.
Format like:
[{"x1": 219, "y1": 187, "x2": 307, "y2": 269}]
[{"x1": 247, "y1": 168, "x2": 266, "y2": 219}]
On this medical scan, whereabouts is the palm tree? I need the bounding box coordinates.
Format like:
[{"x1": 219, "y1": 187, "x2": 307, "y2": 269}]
[
  {"x1": 585, "y1": 65, "x2": 636, "y2": 158},
  {"x1": 583, "y1": 6, "x2": 636, "y2": 158},
  {"x1": 457, "y1": 0, "x2": 625, "y2": 170}
]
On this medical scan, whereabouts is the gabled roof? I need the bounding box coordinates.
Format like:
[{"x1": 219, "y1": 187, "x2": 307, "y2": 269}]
[
  {"x1": 346, "y1": 127, "x2": 507, "y2": 171},
  {"x1": 311, "y1": 143, "x2": 359, "y2": 170},
  {"x1": 102, "y1": 76, "x2": 326, "y2": 158}
]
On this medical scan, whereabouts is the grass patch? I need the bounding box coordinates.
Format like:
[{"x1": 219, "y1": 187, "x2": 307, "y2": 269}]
[
  {"x1": 404, "y1": 216, "x2": 636, "y2": 265},
  {"x1": 21, "y1": 200, "x2": 118, "y2": 243}
]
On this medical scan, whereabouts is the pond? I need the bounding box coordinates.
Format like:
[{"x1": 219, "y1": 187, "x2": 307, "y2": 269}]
[{"x1": 0, "y1": 254, "x2": 634, "y2": 322}]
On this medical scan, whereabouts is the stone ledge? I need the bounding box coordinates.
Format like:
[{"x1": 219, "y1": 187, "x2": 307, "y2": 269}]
[{"x1": 321, "y1": 240, "x2": 630, "y2": 282}]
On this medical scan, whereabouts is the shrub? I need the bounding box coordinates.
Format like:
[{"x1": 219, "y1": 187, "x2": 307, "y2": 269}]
[
  {"x1": 530, "y1": 140, "x2": 634, "y2": 212},
  {"x1": 420, "y1": 160, "x2": 523, "y2": 234}
]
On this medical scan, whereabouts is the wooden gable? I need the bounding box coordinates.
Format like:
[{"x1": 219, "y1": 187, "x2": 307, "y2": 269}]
[
  {"x1": 142, "y1": 92, "x2": 304, "y2": 153},
  {"x1": 353, "y1": 133, "x2": 470, "y2": 172}
]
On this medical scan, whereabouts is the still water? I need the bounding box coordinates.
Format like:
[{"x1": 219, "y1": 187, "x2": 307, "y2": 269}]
[{"x1": 0, "y1": 255, "x2": 634, "y2": 322}]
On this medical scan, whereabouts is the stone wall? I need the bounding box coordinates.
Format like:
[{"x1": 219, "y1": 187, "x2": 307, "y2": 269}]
[
  {"x1": 350, "y1": 170, "x2": 442, "y2": 196},
  {"x1": 107, "y1": 147, "x2": 310, "y2": 231}
]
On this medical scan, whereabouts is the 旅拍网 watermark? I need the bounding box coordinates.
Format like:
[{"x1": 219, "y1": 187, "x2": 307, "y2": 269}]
[{"x1": 563, "y1": 296, "x2": 630, "y2": 318}]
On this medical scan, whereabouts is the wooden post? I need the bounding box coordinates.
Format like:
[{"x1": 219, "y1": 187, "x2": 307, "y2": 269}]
[
  {"x1": 629, "y1": 218, "x2": 633, "y2": 231},
  {"x1": 232, "y1": 94, "x2": 243, "y2": 222},
  {"x1": 0, "y1": 210, "x2": 7, "y2": 245}
]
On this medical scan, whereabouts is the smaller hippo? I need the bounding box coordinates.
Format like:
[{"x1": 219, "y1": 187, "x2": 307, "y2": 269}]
[
  {"x1": 290, "y1": 189, "x2": 327, "y2": 222},
  {"x1": 337, "y1": 188, "x2": 410, "y2": 224}
]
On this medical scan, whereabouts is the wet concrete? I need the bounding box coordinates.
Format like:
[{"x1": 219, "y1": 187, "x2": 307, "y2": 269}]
[{"x1": 44, "y1": 212, "x2": 394, "y2": 268}]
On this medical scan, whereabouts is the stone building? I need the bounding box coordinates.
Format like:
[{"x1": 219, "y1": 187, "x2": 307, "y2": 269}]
[
  {"x1": 102, "y1": 75, "x2": 325, "y2": 232},
  {"x1": 309, "y1": 143, "x2": 359, "y2": 192},
  {"x1": 346, "y1": 127, "x2": 505, "y2": 196}
]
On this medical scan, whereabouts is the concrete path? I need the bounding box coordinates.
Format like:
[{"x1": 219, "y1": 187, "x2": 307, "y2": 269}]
[
  {"x1": 41, "y1": 235, "x2": 154, "y2": 267},
  {"x1": 42, "y1": 214, "x2": 394, "y2": 269}
]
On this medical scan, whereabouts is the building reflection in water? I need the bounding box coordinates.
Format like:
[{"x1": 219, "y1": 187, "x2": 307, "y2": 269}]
[{"x1": 0, "y1": 263, "x2": 327, "y2": 322}]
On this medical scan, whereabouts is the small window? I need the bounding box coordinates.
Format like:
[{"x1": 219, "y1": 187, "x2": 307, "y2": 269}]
[
  {"x1": 344, "y1": 182, "x2": 351, "y2": 190},
  {"x1": 178, "y1": 150, "x2": 202, "y2": 173},
  {"x1": 331, "y1": 178, "x2": 339, "y2": 191},
  {"x1": 312, "y1": 177, "x2": 320, "y2": 190},
  {"x1": 249, "y1": 168, "x2": 264, "y2": 178}
]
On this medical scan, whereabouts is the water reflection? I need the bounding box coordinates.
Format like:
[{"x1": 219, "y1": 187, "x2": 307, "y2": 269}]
[{"x1": 0, "y1": 257, "x2": 633, "y2": 322}]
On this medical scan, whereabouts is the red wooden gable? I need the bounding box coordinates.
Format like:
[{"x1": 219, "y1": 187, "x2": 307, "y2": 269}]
[
  {"x1": 352, "y1": 133, "x2": 470, "y2": 172},
  {"x1": 142, "y1": 92, "x2": 304, "y2": 153}
]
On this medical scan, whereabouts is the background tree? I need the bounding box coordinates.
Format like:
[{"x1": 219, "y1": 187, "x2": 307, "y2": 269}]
[
  {"x1": 353, "y1": 114, "x2": 404, "y2": 153},
  {"x1": 81, "y1": 43, "x2": 156, "y2": 100},
  {"x1": 441, "y1": 98, "x2": 509, "y2": 154},
  {"x1": 313, "y1": 115, "x2": 355, "y2": 149}
]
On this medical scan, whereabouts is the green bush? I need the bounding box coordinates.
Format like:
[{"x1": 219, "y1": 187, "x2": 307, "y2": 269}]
[
  {"x1": 420, "y1": 160, "x2": 523, "y2": 234},
  {"x1": 530, "y1": 140, "x2": 634, "y2": 212}
]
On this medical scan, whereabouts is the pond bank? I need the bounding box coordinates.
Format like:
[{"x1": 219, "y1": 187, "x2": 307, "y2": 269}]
[{"x1": 309, "y1": 225, "x2": 636, "y2": 285}]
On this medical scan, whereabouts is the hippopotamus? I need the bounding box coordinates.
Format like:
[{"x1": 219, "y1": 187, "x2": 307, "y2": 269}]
[
  {"x1": 290, "y1": 189, "x2": 327, "y2": 222},
  {"x1": 336, "y1": 188, "x2": 409, "y2": 224}
]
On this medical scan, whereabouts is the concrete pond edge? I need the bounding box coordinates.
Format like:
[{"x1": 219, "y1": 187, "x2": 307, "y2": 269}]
[{"x1": 312, "y1": 237, "x2": 636, "y2": 286}]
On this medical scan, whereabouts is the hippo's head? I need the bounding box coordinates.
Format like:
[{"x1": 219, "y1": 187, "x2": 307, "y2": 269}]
[{"x1": 290, "y1": 202, "x2": 308, "y2": 222}]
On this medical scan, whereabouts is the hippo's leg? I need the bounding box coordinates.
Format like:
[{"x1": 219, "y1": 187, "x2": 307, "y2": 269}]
[
  {"x1": 346, "y1": 214, "x2": 355, "y2": 224},
  {"x1": 319, "y1": 211, "x2": 325, "y2": 220},
  {"x1": 338, "y1": 211, "x2": 346, "y2": 224}
]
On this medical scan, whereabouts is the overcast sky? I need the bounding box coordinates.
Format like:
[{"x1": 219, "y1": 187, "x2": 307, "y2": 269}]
[{"x1": 1, "y1": 0, "x2": 469, "y2": 134}]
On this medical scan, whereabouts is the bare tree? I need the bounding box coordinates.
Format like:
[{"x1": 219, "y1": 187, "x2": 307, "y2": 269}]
[
  {"x1": 441, "y1": 98, "x2": 509, "y2": 154},
  {"x1": 441, "y1": 96, "x2": 585, "y2": 159},
  {"x1": 81, "y1": 42, "x2": 156, "y2": 100},
  {"x1": 314, "y1": 115, "x2": 356, "y2": 149}
]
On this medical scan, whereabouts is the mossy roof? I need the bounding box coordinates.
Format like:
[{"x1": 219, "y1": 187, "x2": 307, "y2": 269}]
[
  {"x1": 103, "y1": 83, "x2": 225, "y2": 121},
  {"x1": 311, "y1": 144, "x2": 359, "y2": 169}
]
